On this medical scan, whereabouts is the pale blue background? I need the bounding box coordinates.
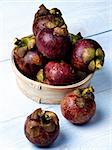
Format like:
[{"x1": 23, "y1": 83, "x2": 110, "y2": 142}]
[{"x1": 0, "y1": 0, "x2": 112, "y2": 149}]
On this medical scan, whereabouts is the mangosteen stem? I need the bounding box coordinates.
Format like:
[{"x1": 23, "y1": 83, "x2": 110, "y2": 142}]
[
  {"x1": 37, "y1": 4, "x2": 49, "y2": 17},
  {"x1": 14, "y1": 38, "x2": 25, "y2": 47}
]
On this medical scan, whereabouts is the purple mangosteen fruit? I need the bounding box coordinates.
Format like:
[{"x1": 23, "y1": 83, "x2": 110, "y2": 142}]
[
  {"x1": 61, "y1": 87, "x2": 96, "y2": 124},
  {"x1": 13, "y1": 35, "x2": 44, "y2": 79},
  {"x1": 24, "y1": 108, "x2": 60, "y2": 147},
  {"x1": 33, "y1": 4, "x2": 65, "y2": 36},
  {"x1": 44, "y1": 61, "x2": 76, "y2": 85},
  {"x1": 71, "y1": 39, "x2": 105, "y2": 73},
  {"x1": 36, "y1": 25, "x2": 72, "y2": 60}
]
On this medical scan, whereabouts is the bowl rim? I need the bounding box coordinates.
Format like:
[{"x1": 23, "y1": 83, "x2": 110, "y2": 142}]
[{"x1": 11, "y1": 51, "x2": 94, "y2": 89}]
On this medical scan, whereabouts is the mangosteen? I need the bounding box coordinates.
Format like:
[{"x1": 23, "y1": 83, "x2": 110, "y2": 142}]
[
  {"x1": 13, "y1": 35, "x2": 44, "y2": 80},
  {"x1": 36, "y1": 24, "x2": 72, "y2": 60},
  {"x1": 71, "y1": 39, "x2": 105, "y2": 73},
  {"x1": 44, "y1": 61, "x2": 76, "y2": 85},
  {"x1": 33, "y1": 4, "x2": 65, "y2": 36},
  {"x1": 24, "y1": 108, "x2": 59, "y2": 147},
  {"x1": 61, "y1": 87, "x2": 96, "y2": 124}
]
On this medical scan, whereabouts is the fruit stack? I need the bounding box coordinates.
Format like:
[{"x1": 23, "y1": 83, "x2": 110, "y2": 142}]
[
  {"x1": 12, "y1": 4, "x2": 105, "y2": 147},
  {"x1": 13, "y1": 4, "x2": 105, "y2": 86}
]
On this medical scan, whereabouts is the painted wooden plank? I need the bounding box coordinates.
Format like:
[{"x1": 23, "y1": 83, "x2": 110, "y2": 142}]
[
  {"x1": 0, "y1": 88, "x2": 112, "y2": 149},
  {"x1": 0, "y1": 0, "x2": 111, "y2": 60}
]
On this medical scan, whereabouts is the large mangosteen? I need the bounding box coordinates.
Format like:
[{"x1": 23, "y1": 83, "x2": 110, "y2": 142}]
[
  {"x1": 71, "y1": 39, "x2": 105, "y2": 73},
  {"x1": 36, "y1": 25, "x2": 72, "y2": 60},
  {"x1": 61, "y1": 87, "x2": 96, "y2": 125}
]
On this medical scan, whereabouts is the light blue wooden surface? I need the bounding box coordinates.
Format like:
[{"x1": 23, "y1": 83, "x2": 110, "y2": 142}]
[{"x1": 0, "y1": 1, "x2": 112, "y2": 149}]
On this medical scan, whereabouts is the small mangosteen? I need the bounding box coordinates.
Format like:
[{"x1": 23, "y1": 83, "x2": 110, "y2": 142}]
[
  {"x1": 13, "y1": 35, "x2": 44, "y2": 79},
  {"x1": 24, "y1": 108, "x2": 59, "y2": 147},
  {"x1": 61, "y1": 87, "x2": 96, "y2": 124},
  {"x1": 44, "y1": 61, "x2": 76, "y2": 85},
  {"x1": 71, "y1": 39, "x2": 105, "y2": 73},
  {"x1": 36, "y1": 25, "x2": 72, "y2": 60},
  {"x1": 33, "y1": 4, "x2": 65, "y2": 36}
]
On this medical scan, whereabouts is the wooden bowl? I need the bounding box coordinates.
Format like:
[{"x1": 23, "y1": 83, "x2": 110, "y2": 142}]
[{"x1": 11, "y1": 53, "x2": 94, "y2": 104}]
